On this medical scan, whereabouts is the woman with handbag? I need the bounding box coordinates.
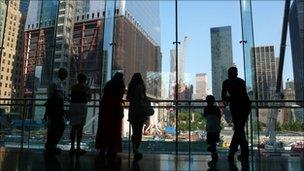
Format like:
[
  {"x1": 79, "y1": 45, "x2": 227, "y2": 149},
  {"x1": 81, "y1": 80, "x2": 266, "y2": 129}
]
[{"x1": 127, "y1": 73, "x2": 153, "y2": 160}]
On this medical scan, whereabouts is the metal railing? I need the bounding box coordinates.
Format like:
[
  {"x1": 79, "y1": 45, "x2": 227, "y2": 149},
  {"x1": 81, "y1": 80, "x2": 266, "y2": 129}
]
[{"x1": 0, "y1": 98, "x2": 303, "y2": 156}]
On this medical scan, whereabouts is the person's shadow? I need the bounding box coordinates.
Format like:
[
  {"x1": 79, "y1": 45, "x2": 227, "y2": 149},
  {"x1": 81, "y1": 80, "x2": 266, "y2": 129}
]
[{"x1": 44, "y1": 154, "x2": 62, "y2": 171}]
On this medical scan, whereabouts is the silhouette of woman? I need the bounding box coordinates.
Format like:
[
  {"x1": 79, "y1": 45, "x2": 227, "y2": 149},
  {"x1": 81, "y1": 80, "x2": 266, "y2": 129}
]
[
  {"x1": 95, "y1": 72, "x2": 125, "y2": 158},
  {"x1": 127, "y1": 73, "x2": 149, "y2": 160}
]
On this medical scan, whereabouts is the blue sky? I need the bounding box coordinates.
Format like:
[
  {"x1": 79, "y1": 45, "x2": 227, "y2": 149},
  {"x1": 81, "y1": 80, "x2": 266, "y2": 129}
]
[{"x1": 159, "y1": 1, "x2": 294, "y2": 94}]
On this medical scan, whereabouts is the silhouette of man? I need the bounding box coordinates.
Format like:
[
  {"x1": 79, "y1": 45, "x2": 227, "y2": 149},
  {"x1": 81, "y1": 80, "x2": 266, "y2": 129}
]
[
  {"x1": 221, "y1": 67, "x2": 251, "y2": 162},
  {"x1": 45, "y1": 68, "x2": 68, "y2": 155}
]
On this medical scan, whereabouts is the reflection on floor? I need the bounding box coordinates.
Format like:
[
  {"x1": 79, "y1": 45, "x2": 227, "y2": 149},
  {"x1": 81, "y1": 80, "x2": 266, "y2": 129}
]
[{"x1": 0, "y1": 148, "x2": 303, "y2": 171}]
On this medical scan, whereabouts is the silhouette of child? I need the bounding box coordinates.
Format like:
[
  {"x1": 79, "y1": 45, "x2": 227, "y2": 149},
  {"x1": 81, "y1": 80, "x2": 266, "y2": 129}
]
[{"x1": 204, "y1": 95, "x2": 221, "y2": 165}]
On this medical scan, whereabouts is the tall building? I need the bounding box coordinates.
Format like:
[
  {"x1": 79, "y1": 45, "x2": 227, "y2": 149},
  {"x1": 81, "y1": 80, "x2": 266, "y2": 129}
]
[
  {"x1": 24, "y1": 0, "x2": 161, "y2": 97},
  {"x1": 253, "y1": 46, "x2": 277, "y2": 101},
  {"x1": 19, "y1": 0, "x2": 29, "y2": 13},
  {"x1": 118, "y1": 0, "x2": 161, "y2": 45},
  {"x1": 23, "y1": 0, "x2": 59, "y2": 98},
  {"x1": 23, "y1": 0, "x2": 162, "y2": 131},
  {"x1": 194, "y1": 73, "x2": 208, "y2": 100},
  {"x1": 170, "y1": 36, "x2": 188, "y2": 83},
  {"x1": 278, "y1": 80, "x2": 296, "y2": 123},
  {"x1": 76, "y1": 0, "x2": 90, "y2": 15},
  {"x1": 0, "y1": 0, "x2": 25, "y2": 102},
  {"x1": 168, "y1": 36, "x2": 188, "y2": 99},
  {"x1": 289, "y1": 0, "x2": 304, "y2": 106},
  {"x1": 0, "y1": 0, "x2": 7, "y2": 47},
  {"x1": 211, "y1": 26, "x2": 233, "y2": 99}
]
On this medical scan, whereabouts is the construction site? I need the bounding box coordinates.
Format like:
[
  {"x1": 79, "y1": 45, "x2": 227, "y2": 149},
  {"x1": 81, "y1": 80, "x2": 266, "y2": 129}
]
[{"x1": 22, "y1": 3, "x2": 162, "y2": 134}]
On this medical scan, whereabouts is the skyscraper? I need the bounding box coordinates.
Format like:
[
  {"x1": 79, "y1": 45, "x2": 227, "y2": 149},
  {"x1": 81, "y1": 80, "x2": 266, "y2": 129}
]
[
  {"x1": 24, "y1": 0, "x2": 161, "y2": 96},
  {"x1": 253, "y1": 46, "x2": 278, "y2": 101},
  {"x1": 19, "y1": 0, "x2": 30, "y2": 13},
  {"x1": 23, "y1": 0, "x2": 162, "y2": 129},
  {"x1": 194, "y1": 73, "x2": 208, "y2": 100},
  {"x1": 169, "y1": 36, "x2": 188, "y2": 99},
  {"x1": 0, "y1": 0, "x2": 7, "y2": 47},
  {"x1": 170, "y1": 36, "x2": 188, "y2": 83},
  {"x1": 0, "y1": 0, "x2": 25, "y2": 100},
  {"x1": 289, "y1": 0, "x2": 304, "y2": 105},
  {"x1": 211, "y1": 26, "x2": 233, "y2": 99}
]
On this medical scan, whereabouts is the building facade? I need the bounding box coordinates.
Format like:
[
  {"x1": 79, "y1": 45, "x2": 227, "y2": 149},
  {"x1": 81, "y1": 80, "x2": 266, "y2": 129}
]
[
  {"x1": 253, "y1": 46, "x2": 278, "y2": 124},
  {"x1": 253, "y1": 46, "x2": 278, "y2": 101},
  {"x1": 289, "y1": 0, "x2": 304, "y2": 106},
  {"x1": 23, "y1": 0, "x2": 162, "y2": 132},
  {"x1": 169, "y1": 36, "x2": 188, "y2": 99},
  {"x1": 0, "y1": 0, "x2": 7, "y2": 47},
  {"x1": 0, "y1": 0, "x2": 25, "y2": 102},
  {"x1": 211, "y1": 26, "x2": 233, "y2": 99},
  {"x1": 194, "y1": 73, "x2": 208, "y2": 100}
]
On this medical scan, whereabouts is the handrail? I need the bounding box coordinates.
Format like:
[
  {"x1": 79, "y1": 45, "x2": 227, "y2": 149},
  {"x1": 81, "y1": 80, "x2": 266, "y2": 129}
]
[
  {"x1": 0, "y1": 98, "x2": 303, "y2": 154},
  {"x1": 0, "y1": 98, "x2": 303, "y2": 103},
  {"x1": 0, "y1": 99, "x2": 303, "y2": 108}
]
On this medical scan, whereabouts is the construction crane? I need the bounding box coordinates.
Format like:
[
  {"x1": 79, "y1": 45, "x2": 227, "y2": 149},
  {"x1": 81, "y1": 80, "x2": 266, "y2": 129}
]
[{"x1": 265, "y1": 0, "x2": 291, "y2": 150}]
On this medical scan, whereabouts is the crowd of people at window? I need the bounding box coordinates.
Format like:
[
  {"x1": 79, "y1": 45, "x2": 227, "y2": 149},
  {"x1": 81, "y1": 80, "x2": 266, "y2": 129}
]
[{"x1": 44, "y1": 67, "x2": 251, "y2": 165}]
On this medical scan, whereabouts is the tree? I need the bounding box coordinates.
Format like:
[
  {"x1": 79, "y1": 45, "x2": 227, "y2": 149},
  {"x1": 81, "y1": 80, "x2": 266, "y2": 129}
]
[{"x1": 177, "y1": 111, "x2": 206, "y2": 132}]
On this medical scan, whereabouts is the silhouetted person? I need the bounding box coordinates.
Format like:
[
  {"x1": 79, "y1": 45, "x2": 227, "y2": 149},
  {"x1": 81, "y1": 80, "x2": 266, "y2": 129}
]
[
  {"x1": 69, "y1": 73, "x2": 91, "y2": 155},
  {"x1": 204, "y1": 95, "x2": 221, "y2": 166},
  {"x1": 126, "y1": 73, "x2": 149, "y2": 160},
  {"x1": 44, "y1": 68, "x2": 68, "y2": 155},
  {"x1": 95, "y1": 72, "x2": 125, "y2": 159},
  {"x1": 221, "y1": 67, "x2": 251, "y2": 163}
]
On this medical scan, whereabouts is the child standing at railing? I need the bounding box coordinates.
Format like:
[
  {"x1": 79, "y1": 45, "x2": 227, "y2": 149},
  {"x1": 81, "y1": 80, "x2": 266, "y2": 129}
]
[{"x1": 204, "y1": 95, "x2": 222, "y2": 166}]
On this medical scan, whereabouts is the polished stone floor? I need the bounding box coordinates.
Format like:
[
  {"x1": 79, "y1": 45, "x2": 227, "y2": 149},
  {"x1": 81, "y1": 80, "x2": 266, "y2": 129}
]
[{"x1": 0, "y1": 148, "x2": 303, "y2": 171}]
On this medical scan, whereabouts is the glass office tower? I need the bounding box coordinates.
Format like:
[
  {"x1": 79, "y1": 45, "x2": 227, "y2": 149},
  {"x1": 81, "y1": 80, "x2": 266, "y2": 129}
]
[
  {"x1": 210, "y1": 26, "x2": 233, "y2": 100},
  {"x1": 289, "y1": 0, "x2": 304, "y2": 106}
]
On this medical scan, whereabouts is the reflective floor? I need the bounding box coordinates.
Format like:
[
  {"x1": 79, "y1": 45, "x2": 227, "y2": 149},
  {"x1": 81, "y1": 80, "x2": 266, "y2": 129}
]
[{"x1": 0, "y1": 148, "x2": 303, "y2": 171}]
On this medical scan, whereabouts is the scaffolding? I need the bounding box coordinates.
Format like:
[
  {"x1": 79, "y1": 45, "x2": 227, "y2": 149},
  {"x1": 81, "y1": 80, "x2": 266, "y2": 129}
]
[
  {"x1": 23, "y1": 28, "x2": 51, "y2": 97},
  {"x1": 71, "y1": 19, "x2": 103, "y2": 91}
]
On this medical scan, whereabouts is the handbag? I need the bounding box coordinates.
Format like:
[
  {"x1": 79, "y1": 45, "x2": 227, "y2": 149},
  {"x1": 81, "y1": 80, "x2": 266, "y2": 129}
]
[{"x1": 141, "y1": 97, "x2": 154, "y2": 116}]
